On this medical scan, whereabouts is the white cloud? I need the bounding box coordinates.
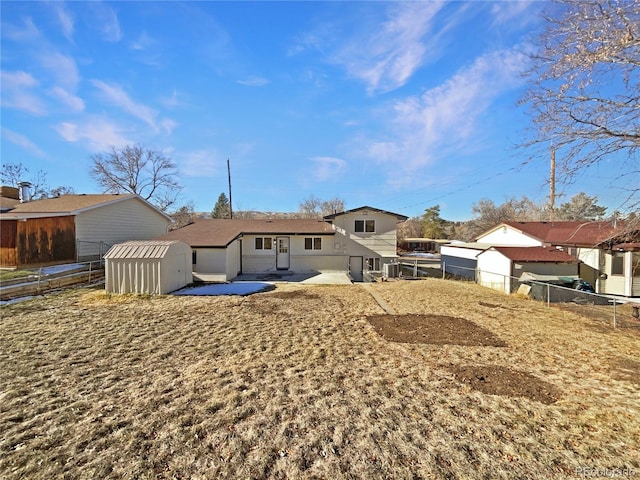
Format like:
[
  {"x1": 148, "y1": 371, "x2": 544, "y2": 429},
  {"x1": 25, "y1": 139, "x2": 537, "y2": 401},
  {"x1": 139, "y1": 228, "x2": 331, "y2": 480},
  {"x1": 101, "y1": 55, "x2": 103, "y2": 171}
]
[
  {"x1": 311, "y1": 156, "x2": 347, "y2": 182},
  {"x1": 54, "y1": 117, "x2": 130, "y2": 151},
  {"x1": 39, "y1": 51, "x2": 80, "y2": 90},
  {"x1": 333, "y1": 2, "x2": 447, "y2": 94},
  {"x1": 2, "y1": 128, "x2": 45, "y2": 157},
  {"x1": 181, "y1": 149, "x2": 221, "y2": 177},
  {"x1": 237, "y1": 77, "x2": 270, "y2": 87},
  {"x1": 90, "y1": 3, "x2": 122, "y2": 42},
  {"x1": 49, "y1": 86, "x2": 84, "y2": 112},
  {"x1": 91, "y1": 80, "x2": 174, "y2": 134},
  {"x1": 366, "y1": 48, "x2": 529, "y2": 174},
  {"x1": 2, "y1": 16, "x2": 41, "y2": 42},
  {"x1": 0, "y1": 70, "x2": 47, "y2": 115},
  {"x1": 52, "y1": 2, "x2": 74, "y2": 41}
]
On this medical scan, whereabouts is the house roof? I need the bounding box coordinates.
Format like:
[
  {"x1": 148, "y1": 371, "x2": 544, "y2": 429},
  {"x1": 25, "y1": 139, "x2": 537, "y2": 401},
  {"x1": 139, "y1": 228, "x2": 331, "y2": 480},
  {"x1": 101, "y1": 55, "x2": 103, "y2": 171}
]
[
  {"x1": 483, "y1": 221, "x2": 627, "y2": 246},
  {"x1": 158, "y1": 218, "x2": 336, "y2": 247},
  {"x1": 104, "y1": 240, "x2": 189, "y2": 259},
  {"x1": 488, "y1": 246, "x2": 577, "y2": 263},
  {"x1": 324, "y1": 205, "x2": 408, "y2": 222},
  {"x1": 0, "y1": 194, "x2": 172, "y2": 221}
]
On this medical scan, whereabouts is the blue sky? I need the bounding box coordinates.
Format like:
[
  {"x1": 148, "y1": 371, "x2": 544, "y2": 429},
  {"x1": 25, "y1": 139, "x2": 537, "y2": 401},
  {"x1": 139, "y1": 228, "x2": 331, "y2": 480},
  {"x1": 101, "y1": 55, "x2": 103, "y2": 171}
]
[{"x1": 0, "y1": 1, "x2": 626, "y2": 220}]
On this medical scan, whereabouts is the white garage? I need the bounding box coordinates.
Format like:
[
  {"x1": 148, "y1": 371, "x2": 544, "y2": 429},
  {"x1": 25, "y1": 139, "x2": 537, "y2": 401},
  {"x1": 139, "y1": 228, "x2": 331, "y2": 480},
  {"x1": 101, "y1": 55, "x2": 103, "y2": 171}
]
[{"x1": 104, "y1": 240, "x2": 192, "y2": 294}]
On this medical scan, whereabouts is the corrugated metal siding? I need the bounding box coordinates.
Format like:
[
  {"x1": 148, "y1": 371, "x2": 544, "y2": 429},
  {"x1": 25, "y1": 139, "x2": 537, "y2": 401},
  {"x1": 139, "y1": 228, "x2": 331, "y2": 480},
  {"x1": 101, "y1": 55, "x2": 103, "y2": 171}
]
[
  {"x1": 105, "y1": 241, "x2": 191, "y2": 294},
  {"x1": 104, "y1": 241, "x2": 179, "y2": 259}
]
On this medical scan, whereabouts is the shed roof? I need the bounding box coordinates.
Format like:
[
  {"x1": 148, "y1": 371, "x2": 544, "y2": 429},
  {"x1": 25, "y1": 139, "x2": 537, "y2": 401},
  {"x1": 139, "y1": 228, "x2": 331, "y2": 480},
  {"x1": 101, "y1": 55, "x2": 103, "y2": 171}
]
[
  {"x1": 159, "y1": 218, "x2": 335, "y2": 247},
  {"x1": 104, "y1": 240, "x2": 189, "y2": 259},
  {"x1": 488, "y1": 246, "x2": 577, "y2": 263}
]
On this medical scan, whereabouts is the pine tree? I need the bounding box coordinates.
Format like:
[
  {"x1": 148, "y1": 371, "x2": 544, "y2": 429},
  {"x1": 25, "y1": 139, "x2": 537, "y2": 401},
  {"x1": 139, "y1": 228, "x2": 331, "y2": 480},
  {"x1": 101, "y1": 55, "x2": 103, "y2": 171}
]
[{"x1": 211, "y1": 192, "x2": 231, "y2": 219}]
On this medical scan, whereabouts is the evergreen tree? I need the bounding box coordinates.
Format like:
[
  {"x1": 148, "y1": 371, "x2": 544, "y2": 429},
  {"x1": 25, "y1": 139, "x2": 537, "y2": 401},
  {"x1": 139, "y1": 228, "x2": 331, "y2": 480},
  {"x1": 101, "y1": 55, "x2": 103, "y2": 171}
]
[{"x1": 211, "y1": 192, "x2": 231, "y2": 218}]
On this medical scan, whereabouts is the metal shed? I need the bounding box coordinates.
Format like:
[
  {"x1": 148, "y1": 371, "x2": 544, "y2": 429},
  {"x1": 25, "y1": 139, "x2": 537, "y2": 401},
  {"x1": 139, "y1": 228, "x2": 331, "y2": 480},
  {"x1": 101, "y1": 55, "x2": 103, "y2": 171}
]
[{"x1": 104, "y1": 240, "x2": 192, "y2": 294}]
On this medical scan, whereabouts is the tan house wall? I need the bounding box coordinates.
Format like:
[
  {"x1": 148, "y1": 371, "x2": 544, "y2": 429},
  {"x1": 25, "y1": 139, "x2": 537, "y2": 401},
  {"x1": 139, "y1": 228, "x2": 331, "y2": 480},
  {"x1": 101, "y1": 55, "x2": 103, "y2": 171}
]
[{"x1": 76, "y1": 198, "x2": 170, "y2": 260}]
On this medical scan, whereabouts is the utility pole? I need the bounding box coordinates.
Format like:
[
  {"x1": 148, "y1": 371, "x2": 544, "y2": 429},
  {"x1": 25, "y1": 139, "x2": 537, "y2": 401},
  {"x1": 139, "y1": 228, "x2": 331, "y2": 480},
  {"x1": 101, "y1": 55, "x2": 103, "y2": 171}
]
[
  {"x1": 227, "y1": 158, "x2": 233, "y2": 220},
  {"x1": 549, "y1": 146, "x2": 556, "y2": 219}
]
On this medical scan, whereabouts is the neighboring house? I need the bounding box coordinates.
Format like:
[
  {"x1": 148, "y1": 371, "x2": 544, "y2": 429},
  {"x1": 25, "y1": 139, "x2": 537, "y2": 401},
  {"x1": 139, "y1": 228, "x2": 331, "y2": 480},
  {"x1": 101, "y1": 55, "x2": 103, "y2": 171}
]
[
  {"x1": 398, "y1": 238, "x2": 451, "y2": 254},
  {"x1": 443, "y1": 220, "x2": 639, "y2": 297},
  {"x1": 159, "y1": 206, "x2": 408, "y2": 282},
  {"x1": 476, "y1": 246, "x2": 577, "y2": 294},
  {"x1": 0, "y1": 189, "x2": 172, "y2": 268}
]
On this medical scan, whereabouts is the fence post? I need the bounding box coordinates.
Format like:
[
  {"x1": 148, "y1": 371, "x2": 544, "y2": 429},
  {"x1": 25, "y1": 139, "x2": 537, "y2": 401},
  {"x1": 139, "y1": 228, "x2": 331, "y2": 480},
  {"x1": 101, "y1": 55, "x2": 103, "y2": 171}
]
[
  {"x1": 413, "y1": 260, "x2": 418, "y2": 277},
  {"x1": 442, "y1": 261, "x2": 446, "y2": 279},
  {"x1": 89, "y1": 261, "x2": 92, "y2": 283},
  {"x1": 546, "y1": 283, "x2": 550, "y2": 308},
  {"x1": 612, "y1": 299, "x2": 617, "y2": 328}
]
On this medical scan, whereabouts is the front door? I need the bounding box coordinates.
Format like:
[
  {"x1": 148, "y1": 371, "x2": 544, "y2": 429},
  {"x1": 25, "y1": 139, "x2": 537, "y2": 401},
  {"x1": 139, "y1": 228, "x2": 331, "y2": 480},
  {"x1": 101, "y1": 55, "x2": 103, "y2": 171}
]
[{"x1": 276, "y1": 237, "x2": 290, "y2": 270}]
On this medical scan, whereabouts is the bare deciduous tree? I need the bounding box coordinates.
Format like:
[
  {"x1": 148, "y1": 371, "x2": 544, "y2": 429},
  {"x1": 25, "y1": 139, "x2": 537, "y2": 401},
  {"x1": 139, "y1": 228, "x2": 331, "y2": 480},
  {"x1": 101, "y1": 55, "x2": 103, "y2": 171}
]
[
  {"x1": 1, "y1": 162, "x2": 74, "y2": 200},
  {"x1": 522, "y1": 0, "x2": 640, "y2": 214},
  {"x1": 90, "y1": 145, "x2": 181, "y2": 211}
]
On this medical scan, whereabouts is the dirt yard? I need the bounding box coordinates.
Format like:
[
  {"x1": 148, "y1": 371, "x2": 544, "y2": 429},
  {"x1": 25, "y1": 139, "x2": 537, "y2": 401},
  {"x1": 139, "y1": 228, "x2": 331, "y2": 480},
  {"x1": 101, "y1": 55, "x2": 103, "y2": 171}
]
[{"x1": 1, "y1": 278, "x2": 638, "y2": 479}]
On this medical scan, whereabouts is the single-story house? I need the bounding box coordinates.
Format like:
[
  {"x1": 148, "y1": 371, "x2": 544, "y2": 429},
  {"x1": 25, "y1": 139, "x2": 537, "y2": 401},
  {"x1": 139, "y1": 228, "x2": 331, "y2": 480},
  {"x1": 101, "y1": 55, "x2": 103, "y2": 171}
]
[
  {"x1": 159, "y1": 206, "x2": 408, "y2": 282},
  {"x1": 0, "y1": 188, "x2": 172, "y2": 268},
  {"x1": 104, "y1": 240, "x2": 192, "y2": 294},
  {"x1": 476, "y1": 246, "x2": 577, "y2": 294},
  {"x1": 475, "y1": 221, "x2": 639, "y2": 297}
]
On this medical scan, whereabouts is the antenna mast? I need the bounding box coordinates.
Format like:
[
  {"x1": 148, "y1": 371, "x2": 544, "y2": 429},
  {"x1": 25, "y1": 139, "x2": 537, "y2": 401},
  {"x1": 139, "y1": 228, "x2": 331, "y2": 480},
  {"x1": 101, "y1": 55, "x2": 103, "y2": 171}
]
[{"x1": 227, "y1": 158, "x2": 233, "y2": 220}]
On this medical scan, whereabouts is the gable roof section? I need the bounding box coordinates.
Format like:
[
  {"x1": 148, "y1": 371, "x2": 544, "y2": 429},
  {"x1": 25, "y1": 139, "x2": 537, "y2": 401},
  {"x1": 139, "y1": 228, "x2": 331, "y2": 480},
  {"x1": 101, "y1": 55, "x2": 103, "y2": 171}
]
[
  {"x1": 488, "y1": 246, "x2": 577, "y2": 263},
  {"x1": 480, "y1": 221, "x2": 625, "y2": 246},
  {"x1": 159, "y1": 218, "x2": 335, "y2": 248},
  {"x1": 0, "y1": 194, "x2": 172, "y2": 221},
  {"x1": 104, "y1": 240, "x2": 189, "y2": 259},
  {"x1": 324, "y1": 205, "x2": 408, "y2": 222}
]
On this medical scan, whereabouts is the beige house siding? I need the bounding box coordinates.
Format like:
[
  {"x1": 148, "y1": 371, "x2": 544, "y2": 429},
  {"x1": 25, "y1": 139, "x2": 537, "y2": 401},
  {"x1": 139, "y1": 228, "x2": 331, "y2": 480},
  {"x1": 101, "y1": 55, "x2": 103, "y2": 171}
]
[
  {"x1": 600, "y1": 252, "x2": 626, "y2": 296},
  {"x1": 330, "y1": 210, "x2": 399, "y2": 261},
  {"x1": 192, "y1": 248, "x2": 229, "y2": 282},
  {"x1": 241, "y1": 234, "x2": 340, "y2": 273},
  {"x1": 76, "y1": 198, "x2": 170, "y2": 260}
]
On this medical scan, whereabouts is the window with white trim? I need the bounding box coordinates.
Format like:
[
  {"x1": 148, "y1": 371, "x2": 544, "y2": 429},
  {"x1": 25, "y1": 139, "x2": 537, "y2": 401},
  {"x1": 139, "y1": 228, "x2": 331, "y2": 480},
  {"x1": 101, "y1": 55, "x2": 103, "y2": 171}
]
[
  {"x1": 366, "y1": 257, "x2": 381, "y2": 271},
  {"x1": 611, "y1": 253, "x2": 624, "y2": 276}
]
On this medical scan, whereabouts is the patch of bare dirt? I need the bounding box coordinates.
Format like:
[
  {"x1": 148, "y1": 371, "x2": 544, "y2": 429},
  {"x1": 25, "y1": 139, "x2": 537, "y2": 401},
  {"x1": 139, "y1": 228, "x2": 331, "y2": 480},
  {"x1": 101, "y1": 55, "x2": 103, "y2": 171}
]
[
  {"x1": 449, "y1": 365, "x2": 562, "y2": 405},
  {"x1": 610, "y1": 356, "x2": 640, "y2": 385},
  {"x1": 367, "y1": 314, "x2": 507, "y2": 347}
]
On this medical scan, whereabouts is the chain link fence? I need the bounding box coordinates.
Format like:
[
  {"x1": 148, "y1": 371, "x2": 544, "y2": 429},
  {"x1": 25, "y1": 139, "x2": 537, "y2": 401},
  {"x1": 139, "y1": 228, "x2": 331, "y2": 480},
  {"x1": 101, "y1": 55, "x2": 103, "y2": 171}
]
[{"x1": 393, "y1": 258, "x2": 639, "y2": 329}]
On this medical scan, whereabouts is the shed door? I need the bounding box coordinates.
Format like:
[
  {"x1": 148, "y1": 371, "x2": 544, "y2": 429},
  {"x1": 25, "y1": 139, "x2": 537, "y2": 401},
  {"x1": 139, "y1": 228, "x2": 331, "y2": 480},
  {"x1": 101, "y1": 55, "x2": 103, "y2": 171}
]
[{"x1": 276, "y1": 237, "x2": 290, "y2": 270}]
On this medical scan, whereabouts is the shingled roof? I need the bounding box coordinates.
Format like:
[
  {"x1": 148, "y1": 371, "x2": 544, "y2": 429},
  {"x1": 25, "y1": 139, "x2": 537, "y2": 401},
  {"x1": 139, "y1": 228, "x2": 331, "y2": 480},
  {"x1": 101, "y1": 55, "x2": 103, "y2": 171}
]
[
  {"x1": 159, "y1": 218, "x2": 336, "y2": 247},
  {"x1": 0, "y1": 193, "x2": 171, "y2": 220},
  {"x1": 497, "y1": 221, "x2": 626, "y2": 246}
]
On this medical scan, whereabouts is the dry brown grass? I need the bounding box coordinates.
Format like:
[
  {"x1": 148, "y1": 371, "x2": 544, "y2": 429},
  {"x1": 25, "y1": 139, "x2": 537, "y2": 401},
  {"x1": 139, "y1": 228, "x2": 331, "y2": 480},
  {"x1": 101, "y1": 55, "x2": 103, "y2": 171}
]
[{"x1": 1, "y1": 278, "x2": 639, "y2": 479}]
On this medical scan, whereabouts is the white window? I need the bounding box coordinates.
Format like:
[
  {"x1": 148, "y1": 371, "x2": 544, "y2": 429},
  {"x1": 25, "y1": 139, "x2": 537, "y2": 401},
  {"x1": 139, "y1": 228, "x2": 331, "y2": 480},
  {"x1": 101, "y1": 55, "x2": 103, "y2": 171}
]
[
  {"x1": 611, "y1": 253, "x2": 624, "y2": 276},
  {"x1": 366, "y1": 257, "x2": 381, "y2": 271}
]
